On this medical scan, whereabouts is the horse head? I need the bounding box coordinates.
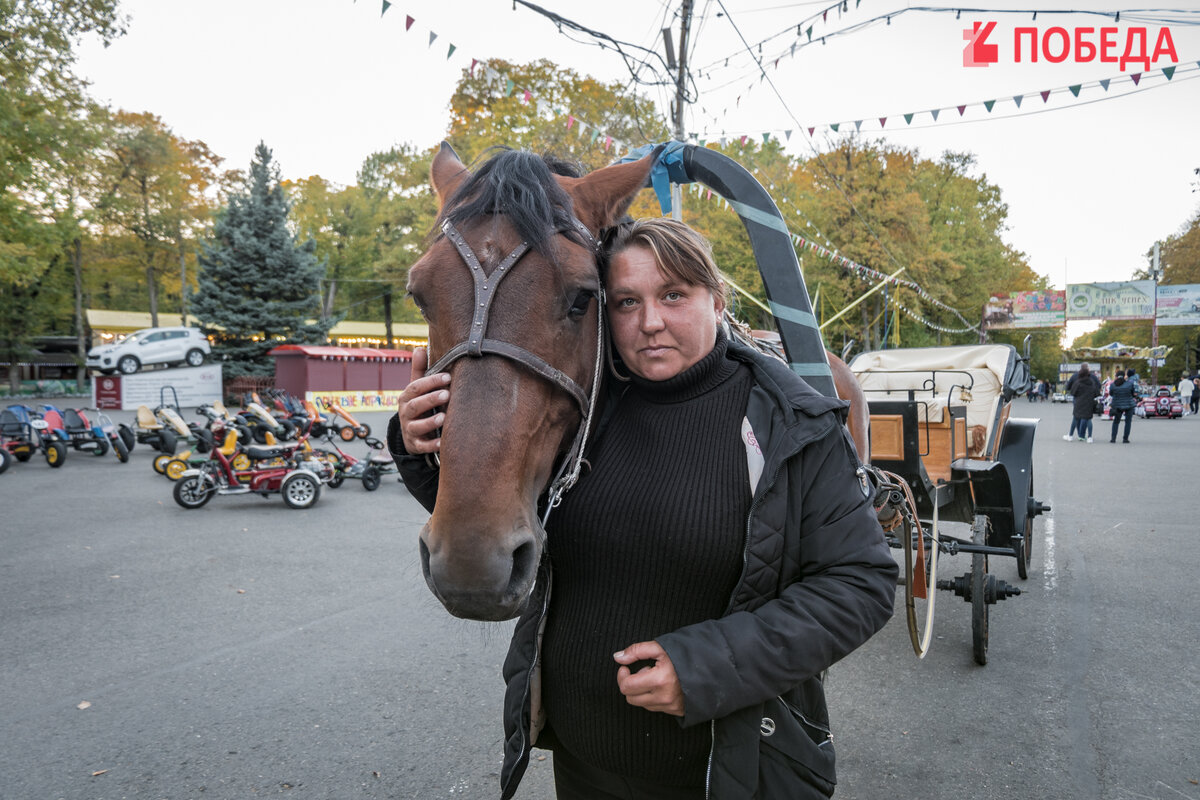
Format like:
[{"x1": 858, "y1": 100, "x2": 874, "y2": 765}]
[{"x1": 407, "y1": 143, "x2": 652, "y2": 620}]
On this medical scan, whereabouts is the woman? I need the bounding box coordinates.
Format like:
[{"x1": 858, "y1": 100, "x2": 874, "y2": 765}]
[
  {"x1": 391, "y1": 218, "x2": 897, "y2": 799},
  {"x1": 1063, "y1": 363, "x2": 1100, "y2": 442},
  {"x1": 1108, "y1": 368, "x2": 1138, "y2": 443}
]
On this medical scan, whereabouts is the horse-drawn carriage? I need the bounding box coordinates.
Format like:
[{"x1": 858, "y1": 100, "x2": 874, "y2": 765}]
[
  {"x1": 849, "y1": 343, "x2": 1050, "y2": 664},
  {"x1": 406, "y1": 139, "x2": 1049, "y2": 665}
]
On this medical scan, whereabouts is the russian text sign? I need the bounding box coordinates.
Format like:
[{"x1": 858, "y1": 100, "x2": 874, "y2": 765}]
[{"x1": 1066, "y1": 281, "x2": 1155, "y2": 320}]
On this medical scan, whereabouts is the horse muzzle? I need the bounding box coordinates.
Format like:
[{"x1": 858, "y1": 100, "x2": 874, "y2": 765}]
[{"x1": 417, "y1": 518, "x2": 541, "y2": 621}]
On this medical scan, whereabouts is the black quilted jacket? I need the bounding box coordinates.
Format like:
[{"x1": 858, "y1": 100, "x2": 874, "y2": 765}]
[{"x1": 391, "y1": 339, "x2": 898, "y2": 799}]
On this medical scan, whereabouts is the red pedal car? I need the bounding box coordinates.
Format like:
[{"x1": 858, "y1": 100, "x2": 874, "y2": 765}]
[{"x1": 1140, "y1": 386, "x2": 1184, "y2": 418}]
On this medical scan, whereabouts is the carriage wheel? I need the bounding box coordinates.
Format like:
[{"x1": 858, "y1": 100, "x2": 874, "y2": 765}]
[
  {"x1": 902, "y1": 515, "x2": 939, "y2": 658},
  {"x1": 971, "y1": 514, "x2": 990, "y2": 666},
  {"x1": 1016, "y1": 471, "x2": 1035, "y2": 580}
]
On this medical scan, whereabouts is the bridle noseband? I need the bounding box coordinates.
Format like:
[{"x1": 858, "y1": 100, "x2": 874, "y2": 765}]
[{"x1": 427, "y1": 215, "x2": 606, "y2": 525}]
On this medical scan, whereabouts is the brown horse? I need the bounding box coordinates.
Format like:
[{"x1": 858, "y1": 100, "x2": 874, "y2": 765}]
[
  {"x1": 406, "y1": 144, "x2": 653, "y2": 621},
  {"x1": 828, "y1": 351, "x2": 870, "y2": 464}
]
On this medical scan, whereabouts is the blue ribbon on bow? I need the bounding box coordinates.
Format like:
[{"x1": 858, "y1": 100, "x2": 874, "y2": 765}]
[{"x1": 620, "y1": 141, "x2": 690, "y2": 215}]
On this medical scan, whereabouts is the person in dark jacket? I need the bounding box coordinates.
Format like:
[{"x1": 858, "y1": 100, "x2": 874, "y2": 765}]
[
  {"x1": 1108, "y1": 368, "x2": 1139, "y2": 443},
  {"x1": 1063, "y1": 364, "x2": 1101, "y2": 442},
  {"x1": 1192, "y1": 376, "x2": 1199, "y2": 415},
  {"x1": 391, "y1": 218, "x2": 897, "y2": 800}
]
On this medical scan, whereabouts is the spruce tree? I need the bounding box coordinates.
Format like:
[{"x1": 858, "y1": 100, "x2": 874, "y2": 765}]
[{"x1": 193, "y1": 142, "x2": 332, "y2": 377}]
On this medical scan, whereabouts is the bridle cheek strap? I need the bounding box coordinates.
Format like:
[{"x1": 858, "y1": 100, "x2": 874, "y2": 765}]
[{"x1": 426, "y1": 218, "x2": 605, "y2": 526}]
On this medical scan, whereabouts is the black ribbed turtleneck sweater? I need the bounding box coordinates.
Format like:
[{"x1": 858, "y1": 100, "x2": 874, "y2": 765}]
[{"x1": 541, "y1": 335, "x2": 753, "y2": 785}]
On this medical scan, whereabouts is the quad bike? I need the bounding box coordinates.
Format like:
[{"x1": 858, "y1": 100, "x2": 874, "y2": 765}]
[
  {"x1": 0, "y1": 405, "x2": 67, "y2": 468},
  {"x1": 172, "y1": 422, "x2": 331, "y2": 510}
]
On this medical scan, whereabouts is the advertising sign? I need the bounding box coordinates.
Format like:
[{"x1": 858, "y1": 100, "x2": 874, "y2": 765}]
[
  {"x1": 1066, "y1": 281, "x2": 1155, "y2": 320},
  {"x1": 307, "y1": 390, "x2": 403, "y2": 412},
  {"x1": 90, "y1": 365, "x2": 222, "y2": 410},
  {"x1": 984, "y1": 290, "x2": 1066, "y2": 328},
  {"x1": 1155, "y1": 284, "x2": 1200, "y2": 326}
]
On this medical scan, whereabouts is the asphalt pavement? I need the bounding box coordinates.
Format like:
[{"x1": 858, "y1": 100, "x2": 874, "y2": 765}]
[{"x1": 1, "y1": 399, "x2": 1197, "y2": 799}]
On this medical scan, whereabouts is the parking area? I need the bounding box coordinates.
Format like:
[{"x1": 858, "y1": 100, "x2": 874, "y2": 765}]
[{"x1": 3, "y1": 399, "x2": 1198, "y2": 799}]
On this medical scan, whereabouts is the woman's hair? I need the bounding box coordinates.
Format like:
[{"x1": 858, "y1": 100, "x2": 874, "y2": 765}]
[{"x1": 603, "y1": 218, "x2": 729, "y2": 306}]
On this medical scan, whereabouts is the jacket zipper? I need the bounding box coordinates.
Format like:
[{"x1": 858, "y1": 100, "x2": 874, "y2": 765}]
[
  {"x1": 707, "y1": 458, "x2": 785, "y2": 799},
  {"x1": 505, "y1": 568, "x2": 552, "y2": 799}
]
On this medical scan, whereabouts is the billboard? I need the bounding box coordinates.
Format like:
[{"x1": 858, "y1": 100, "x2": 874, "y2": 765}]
[
  {"x1": 1066, "y1": 281, "x2": 1155, "y2": 320},
  {"x1": 1155, "y1": 284, "x2": 1200, "y2": 326},
  {"x1": 983, "y1": 290, "x2": 1066, "y2": 328}
]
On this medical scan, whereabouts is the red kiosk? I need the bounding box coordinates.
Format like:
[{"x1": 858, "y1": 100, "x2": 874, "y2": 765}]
[{"x1": 269, "y1": 345, "x2": 413, "y2": 412}]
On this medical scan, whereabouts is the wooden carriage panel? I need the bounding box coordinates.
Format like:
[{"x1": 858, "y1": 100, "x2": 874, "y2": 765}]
[
  {"x1": 916, "y1": 410, "x2": 966, "y2": 484},
  {"x1": 868, "y1": 414, "x2": 906, "y2": 461}
]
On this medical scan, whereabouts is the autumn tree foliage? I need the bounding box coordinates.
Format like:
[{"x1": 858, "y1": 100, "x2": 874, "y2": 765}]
[{"x1": 192, "y1": 144, "x2": 330, "y2": 377}]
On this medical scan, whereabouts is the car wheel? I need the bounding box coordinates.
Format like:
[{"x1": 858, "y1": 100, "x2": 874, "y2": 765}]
[
  {"x1": 118, "y1": 424, "x2": 136, "y2": 451},
  {"x1": 93, "y1": 437, "x2": 109, "y2": 457},
  {"x1": 153, "y1": 453, "x2": 172, "y2": 474},
  {"x1": 185, "y1": 348, "x2": 205, "y2": 367},
  {"x1": 165, "y1": 459, "x2": 189, "y2": 481},
  {"x1": 281, "y1": 472, "x2": 321, "y2": 509},
  {"x1": 118, "y1": 355, "x2": 140, "y2": 374},
  {"x1": 0, "y1": 447, "x2": 11, "y2": 474}
]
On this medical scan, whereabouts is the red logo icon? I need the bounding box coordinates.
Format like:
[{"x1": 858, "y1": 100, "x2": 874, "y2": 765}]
[{"x1": 963, "y1": 21, "x2": 998, "y2": 67}]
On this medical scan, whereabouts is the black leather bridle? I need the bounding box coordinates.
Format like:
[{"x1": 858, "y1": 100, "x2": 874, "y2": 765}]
[{"x1": 426, "y1": 216, "x2": 606, "y2": 524}]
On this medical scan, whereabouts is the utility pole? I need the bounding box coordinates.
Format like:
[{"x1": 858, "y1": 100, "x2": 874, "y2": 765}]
[
  {"x1": 1151, "y1": 242, "x2": 1161, "y2": 385},
  {"x1": 664, "y1": 0, "x2": 693, "y2": 220}
]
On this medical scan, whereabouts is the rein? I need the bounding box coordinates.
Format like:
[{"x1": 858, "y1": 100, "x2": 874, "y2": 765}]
[{"x1": 426, "y1": 215, "x2": 605, "y2": 527}]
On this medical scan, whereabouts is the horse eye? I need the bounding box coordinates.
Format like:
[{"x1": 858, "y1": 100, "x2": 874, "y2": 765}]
[{"x1": 567, "y1": 290, "x2": 595, "y2": 319}]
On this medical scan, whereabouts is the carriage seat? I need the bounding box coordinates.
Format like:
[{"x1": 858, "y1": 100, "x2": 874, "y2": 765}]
[
  {"x1": 850, "y1": 345, "x2": 1018, "y2": 457},
  {"x1": 136, "y1": 405, "x2": 163, "y2": 430}
]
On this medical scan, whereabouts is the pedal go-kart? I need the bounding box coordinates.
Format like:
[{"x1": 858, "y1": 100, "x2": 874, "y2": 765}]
[
  {"x1": 172, "y1": 422, "x2": 331, "y2": 510},
  {"x1": 318, "y1": 434, "x2": 398, "y2": 491},
  {"x1": 0, "y1": 404, "x2": 67, "y2": 468},
  {"x1": 40, "y1": 404, "x2": 130, "y2": 463},
  {"x1": 1139, "y1": 386, "x2": 1183, "y2": 418}
]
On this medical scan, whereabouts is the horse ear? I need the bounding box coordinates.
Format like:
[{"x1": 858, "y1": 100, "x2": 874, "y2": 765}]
[
  {"x1": 559, "y1": 153, "x2": 655, "y2": 231},
  {"x1": 430, "y1": 141, "x2": 471, "y2": 212}
]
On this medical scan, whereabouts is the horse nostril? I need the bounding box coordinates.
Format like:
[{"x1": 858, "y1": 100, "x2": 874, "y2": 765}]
[
  {"x1": 507, "y1": 538, "x2": 537, "y2": 599},
  {"x1": 418, "y1": 537, "x2": 433, "y2": 580}
]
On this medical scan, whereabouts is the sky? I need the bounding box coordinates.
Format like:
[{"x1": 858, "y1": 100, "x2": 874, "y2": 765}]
[{"x1": 73, "y1": 0, "x2": 1200, "y2": 305}]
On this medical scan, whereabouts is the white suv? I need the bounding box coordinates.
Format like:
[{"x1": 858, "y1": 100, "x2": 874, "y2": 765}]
[{"x1": 87, "y1": 327, "x2": 212, "y2": 374}]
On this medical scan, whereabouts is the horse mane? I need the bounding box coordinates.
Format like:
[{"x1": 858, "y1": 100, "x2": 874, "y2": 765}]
[{"x1": 440, "y1": 148, "x2": 590, "y2": 258}]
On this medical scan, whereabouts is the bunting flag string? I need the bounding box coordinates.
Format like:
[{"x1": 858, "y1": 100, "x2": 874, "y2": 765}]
[
  {"x1": 688, "y1": 181, "x2": 980, "y2": 335},
  {"x1": 693, "y1": 59, "x2": 1198, "y2": 146},
  {"x1": 370, "y1": 4, "x2": 635, "y2": 159}
]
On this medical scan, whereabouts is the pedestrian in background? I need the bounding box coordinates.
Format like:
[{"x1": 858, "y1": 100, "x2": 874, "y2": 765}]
[
  {"x1": 1108, "y1": 368, "x2": 1139, "y2": 443},
  {"x1": 1064, "y1": 363, "x2": 1101, "y2": 442},
  {"x1": 1191, "y1": 376, "x2": 1199, "y2": 415},
  {"x1": 1178, "y1": 374, "x2": 1193, "y2": 415}
]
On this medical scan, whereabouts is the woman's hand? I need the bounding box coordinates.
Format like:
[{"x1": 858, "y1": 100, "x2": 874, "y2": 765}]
[
  {"x1": 614, "y1": 640, "x2": 685, "y2": 717},
  {"x1": 397, "y1": 347, "x2": 450, "y2": 455}
]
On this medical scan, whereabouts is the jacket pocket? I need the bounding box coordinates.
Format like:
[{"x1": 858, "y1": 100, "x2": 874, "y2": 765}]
[{"x1": 756, "y1": 696, "x2": 836, "y2": 798}]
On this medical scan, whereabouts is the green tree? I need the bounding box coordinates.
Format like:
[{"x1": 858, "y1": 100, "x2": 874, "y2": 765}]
[
  {"x1": 91, "y1": 109, "x2": 222, "y2": 326},
  {"x1": 1, "y1": 0, "x2": 124, "y2": 390},
  {"x1": 445, "y1": 59, "x2": 668, "y2": 169},
  {"x1": 192, "y1": 143, "x2": 331, "y2": 377}
]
